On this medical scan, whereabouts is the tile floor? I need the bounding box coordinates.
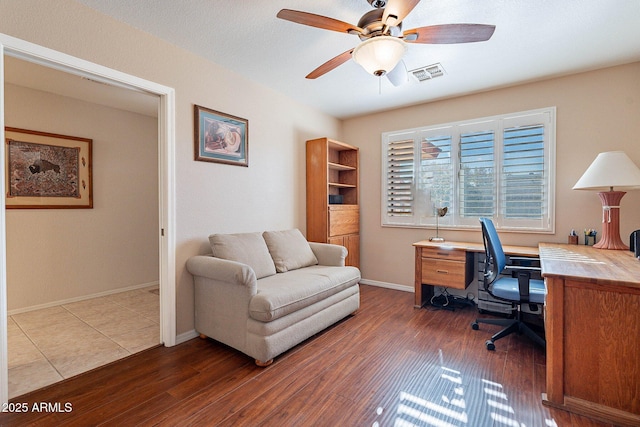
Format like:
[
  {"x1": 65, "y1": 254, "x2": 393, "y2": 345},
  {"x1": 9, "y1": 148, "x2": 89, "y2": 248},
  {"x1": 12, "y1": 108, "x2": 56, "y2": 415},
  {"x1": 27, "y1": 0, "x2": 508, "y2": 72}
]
[{"x1": 7, "y1": 285, "x2": 160, "y2": 399}]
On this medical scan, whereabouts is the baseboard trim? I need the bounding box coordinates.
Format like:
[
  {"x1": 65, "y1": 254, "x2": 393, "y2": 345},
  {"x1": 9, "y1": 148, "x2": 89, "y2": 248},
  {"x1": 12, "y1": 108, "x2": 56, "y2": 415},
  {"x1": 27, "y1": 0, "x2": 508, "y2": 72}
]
[
  {"x1": 175, "y1": 329, "x2": 199, "y2": 345},
  {"x1": 360, "y1": 279, "x2": 413, "y2": 293},
  {"x1": 8, "y1": 281, "x2": 160, "y2": 316}
]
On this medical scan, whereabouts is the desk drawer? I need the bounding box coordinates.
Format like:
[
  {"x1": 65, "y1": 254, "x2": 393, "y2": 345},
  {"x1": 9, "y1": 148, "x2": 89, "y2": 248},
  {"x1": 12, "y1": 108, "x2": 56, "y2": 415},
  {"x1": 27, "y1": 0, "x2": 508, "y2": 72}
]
[
  {"x1": 421, "y1": 258, "x2": 468, "y2": 289},
  {"x1": 421, "y1": 247, "x2": 466, "y2": 262}
]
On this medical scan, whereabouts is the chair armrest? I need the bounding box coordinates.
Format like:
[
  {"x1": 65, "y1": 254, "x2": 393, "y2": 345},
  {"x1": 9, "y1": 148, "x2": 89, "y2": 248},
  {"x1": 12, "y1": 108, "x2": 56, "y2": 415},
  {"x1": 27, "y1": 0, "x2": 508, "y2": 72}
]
[
  {"x1": 309, "y1": 242, "x2": 347, "y2": 266},
  {"x1": 504, "y1": 264, "x2": 540, "y2": 303},
  {"x1": 504, "y1": 265, "x2": 540, "y2": 272},
  {"x1": 186, "y1": 255, "x2": 257, "y2": 290}
]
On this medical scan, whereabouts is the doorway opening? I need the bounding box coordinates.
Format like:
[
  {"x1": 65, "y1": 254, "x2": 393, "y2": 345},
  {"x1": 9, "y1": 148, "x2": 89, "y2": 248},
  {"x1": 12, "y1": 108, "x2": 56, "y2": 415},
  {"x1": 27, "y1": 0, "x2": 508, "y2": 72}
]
[{"x1": 0, "y1": 34, "x2": 176, "y2": 404}]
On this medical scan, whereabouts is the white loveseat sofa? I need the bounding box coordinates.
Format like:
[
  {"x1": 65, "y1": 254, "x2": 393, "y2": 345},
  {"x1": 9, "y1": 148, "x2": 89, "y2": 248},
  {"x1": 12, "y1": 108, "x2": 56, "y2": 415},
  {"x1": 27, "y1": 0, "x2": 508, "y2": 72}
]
[{"x1": 186, "y1": 229, "x2": 361, "y2": 365}]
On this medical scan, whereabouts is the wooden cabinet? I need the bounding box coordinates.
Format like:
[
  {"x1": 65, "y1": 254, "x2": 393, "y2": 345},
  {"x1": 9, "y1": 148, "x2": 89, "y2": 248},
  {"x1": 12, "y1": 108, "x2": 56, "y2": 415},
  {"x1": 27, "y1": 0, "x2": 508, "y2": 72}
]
[
  {"x1": 329, "y1": 232, "x2": 360, "y2": 269},
  {"x1": 306, "y1": 138, "x2": 359, "y2": 268},
  {"x1": 413, "y1": 243, "x2": 475, "y2": 308}
]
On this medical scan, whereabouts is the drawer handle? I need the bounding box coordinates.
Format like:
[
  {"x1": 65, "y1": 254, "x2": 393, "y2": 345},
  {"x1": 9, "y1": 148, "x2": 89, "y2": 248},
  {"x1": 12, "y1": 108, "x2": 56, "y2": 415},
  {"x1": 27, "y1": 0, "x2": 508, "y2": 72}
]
[
  {"x1": 436, "y1": 252, "x2": 450, "y2": 257},
  {"x1": 436, "y1": 269, "x2": 449, "y2": 274}
]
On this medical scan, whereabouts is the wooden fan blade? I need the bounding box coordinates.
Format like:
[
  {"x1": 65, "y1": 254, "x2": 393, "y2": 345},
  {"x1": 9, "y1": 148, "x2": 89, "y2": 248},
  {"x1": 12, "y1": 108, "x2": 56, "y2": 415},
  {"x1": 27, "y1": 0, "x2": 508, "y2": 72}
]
[
  {"x1": 404, "y1": 24, "x2": 496, "y2": 44},
  {"x1": 277, "y1": 9, "x2": 363, "y2": 34},
  {"x1": 306, "y1": 49, "x2": 354, "y2": 79},
  {"x1": 382, "y1": 0, "x2": 421, "y2": 27}
]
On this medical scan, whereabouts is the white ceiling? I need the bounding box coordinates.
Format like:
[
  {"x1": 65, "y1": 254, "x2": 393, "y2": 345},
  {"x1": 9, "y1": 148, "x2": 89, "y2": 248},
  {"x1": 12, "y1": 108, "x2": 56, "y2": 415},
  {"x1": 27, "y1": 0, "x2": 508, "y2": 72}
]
[{"x1": 12, "y1": 0, "x2": 640, "y2": 119}]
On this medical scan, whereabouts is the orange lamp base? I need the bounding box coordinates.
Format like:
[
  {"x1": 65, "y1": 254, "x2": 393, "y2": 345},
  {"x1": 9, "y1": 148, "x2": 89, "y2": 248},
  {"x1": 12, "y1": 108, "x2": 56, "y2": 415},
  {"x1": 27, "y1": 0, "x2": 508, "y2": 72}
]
[{"x1": 593, "y1": 191, "x2": 629, "y2": 250}]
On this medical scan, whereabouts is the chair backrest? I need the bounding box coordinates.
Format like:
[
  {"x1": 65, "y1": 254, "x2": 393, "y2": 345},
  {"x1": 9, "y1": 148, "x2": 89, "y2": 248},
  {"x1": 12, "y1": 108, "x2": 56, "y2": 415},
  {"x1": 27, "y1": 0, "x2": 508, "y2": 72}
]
[
  {"x1": 479, "y1": 217, "x2": 506, "y2": 286},
  {"x1": 631, "y1": 229, "x2": 640, "y2": 252}
]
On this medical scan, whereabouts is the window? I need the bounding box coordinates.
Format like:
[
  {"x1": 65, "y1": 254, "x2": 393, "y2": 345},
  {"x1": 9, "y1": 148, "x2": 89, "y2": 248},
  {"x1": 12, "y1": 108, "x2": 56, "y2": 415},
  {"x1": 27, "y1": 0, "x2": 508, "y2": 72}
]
[{"x1": 382, "y1": 107, "x2": 555, "y2": 232}]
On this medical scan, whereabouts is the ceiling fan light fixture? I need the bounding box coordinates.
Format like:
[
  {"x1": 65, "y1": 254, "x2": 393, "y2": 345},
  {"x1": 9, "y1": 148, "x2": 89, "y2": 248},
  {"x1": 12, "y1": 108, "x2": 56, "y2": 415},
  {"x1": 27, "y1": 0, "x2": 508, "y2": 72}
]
[{"x1": 352, "y1": 36, "x2": 407, "y2": 77}]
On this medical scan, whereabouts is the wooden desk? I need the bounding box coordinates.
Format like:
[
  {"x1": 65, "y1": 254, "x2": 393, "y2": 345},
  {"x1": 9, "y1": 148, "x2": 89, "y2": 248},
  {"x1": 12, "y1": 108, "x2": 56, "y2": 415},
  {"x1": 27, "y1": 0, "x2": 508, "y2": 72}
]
[
  {"x1": 540, "y1": 243, "x2": 640, "y2": 426},
  {"x1": 413, "y1": 240, "x2": 538, "y2": 308}
]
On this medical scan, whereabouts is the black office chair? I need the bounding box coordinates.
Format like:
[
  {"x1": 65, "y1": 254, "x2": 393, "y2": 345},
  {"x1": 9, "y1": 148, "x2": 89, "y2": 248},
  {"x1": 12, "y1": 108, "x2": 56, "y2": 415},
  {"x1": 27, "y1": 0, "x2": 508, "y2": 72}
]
[
  {"x1": 471, "y1": 218, "x2": 546, "y2": 350},
  {"x1": 631, "y1": 229, "x2": 640, "y2": 257}
]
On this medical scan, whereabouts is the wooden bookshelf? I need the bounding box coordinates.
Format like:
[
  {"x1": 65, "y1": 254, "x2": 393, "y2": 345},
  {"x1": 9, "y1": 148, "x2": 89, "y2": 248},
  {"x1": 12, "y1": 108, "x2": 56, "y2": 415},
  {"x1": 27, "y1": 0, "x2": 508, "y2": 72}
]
[{"x1": 306, "y1": 137, "x2": 359, "y2": 268}]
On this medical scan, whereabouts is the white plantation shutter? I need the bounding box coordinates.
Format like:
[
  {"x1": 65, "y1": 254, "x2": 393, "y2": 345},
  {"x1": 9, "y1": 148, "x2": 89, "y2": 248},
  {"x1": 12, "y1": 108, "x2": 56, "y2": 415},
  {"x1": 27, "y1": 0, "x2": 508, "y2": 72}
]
[
  {"x1": 501, "y1": 124, "x2": 545, "y2": 218},
  {"x1": 417, "y1": 134, "x2": 453, "y2": 222},
  {"x1": 499, "y1": 110, "x2": 553, "y2": 230},
  {"x1": 459, "y1": 129, "x2": 495, "y2": 218},
  {"x1": 385, "y1": 138, "x2": 415, "y2": 221},
  {"x1": 382, "y1": 107, "x2": 555, "y2": 232}
]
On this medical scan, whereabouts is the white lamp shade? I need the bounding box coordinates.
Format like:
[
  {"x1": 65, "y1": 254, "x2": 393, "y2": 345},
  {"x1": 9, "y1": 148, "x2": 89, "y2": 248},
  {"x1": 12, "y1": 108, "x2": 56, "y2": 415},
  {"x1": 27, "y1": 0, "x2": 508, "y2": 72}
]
[
  {"x1": 573, "y1": 151, "x2": 640, "y2": 191},
  {"x1": 352, "y1": 36, "x2": 407, "y2": 76}
]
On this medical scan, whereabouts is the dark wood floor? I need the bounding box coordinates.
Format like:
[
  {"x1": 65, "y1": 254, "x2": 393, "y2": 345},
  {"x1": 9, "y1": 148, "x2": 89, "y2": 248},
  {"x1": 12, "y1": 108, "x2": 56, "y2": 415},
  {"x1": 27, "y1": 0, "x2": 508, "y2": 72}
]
[{"x1": 1, "y1": 285, "x2": 613, "y2": 426}]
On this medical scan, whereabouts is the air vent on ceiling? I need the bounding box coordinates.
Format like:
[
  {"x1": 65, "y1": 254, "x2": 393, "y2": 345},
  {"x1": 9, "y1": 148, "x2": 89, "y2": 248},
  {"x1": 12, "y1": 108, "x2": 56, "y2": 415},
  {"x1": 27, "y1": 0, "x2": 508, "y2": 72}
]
[{"x1": 409, "y1": 63, "x2": 446, "y2": 83}]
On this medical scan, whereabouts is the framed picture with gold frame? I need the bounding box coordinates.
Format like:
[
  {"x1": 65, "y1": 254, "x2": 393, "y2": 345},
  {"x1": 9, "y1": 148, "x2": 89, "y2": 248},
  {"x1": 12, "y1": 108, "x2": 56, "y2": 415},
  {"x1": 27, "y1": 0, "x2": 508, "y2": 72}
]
[
  {"x1": 4, "y1": 127, "x2": 93, "y2": 209},
  {"x1": 194, "y1": 104, "x2": 248, "y2": 167}
]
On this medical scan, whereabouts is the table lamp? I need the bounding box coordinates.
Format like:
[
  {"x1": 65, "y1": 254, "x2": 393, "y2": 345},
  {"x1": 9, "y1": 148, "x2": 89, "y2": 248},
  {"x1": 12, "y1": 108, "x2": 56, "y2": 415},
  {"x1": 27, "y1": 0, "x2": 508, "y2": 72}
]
[{"x1": 573, "y1": 151, "x2": 640, "y2": 250}]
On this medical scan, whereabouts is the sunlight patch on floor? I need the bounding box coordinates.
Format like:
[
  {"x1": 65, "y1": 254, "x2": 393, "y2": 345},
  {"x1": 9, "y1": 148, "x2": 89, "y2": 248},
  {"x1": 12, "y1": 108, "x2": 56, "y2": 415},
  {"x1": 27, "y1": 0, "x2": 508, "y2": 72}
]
[{"x1": 384, "y1": 363, "x2": 559, "y2": 427}]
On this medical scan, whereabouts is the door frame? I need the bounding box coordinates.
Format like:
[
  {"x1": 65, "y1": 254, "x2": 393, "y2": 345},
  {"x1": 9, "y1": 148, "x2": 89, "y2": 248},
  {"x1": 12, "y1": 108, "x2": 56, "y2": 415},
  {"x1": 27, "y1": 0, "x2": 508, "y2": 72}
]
[{"x1": 0, "y1": 33, "x2": 177, "y2": 404}]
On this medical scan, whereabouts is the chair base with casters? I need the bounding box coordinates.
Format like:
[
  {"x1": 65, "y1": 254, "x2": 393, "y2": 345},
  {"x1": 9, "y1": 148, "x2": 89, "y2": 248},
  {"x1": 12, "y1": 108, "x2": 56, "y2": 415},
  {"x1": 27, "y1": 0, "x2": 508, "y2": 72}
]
[{"x1": 471, "y1": 304, "x2": 545, "y2": 351}]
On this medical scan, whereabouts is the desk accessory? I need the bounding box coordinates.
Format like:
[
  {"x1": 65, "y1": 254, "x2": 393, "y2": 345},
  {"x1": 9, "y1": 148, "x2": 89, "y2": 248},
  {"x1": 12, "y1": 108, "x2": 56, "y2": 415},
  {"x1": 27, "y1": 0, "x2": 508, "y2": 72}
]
[
  {"x1": 573, "y1": 151, "x2": 640, "y2": 250},
  {"x1": 429, "y1": 206, "x2": 447, "y2": 242},
  {"x1": 584, "y1": 229, "x2": 597, "y2": 246}
]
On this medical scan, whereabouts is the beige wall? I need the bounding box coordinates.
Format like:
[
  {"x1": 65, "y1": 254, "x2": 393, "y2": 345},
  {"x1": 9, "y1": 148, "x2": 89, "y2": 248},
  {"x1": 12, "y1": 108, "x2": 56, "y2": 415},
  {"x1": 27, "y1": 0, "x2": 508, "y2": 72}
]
[
  {"x1": 0, "y1": 0, "x2": 341, "y2": 334},
  {"x1": 343, "y1": 62, "x2": 640, "y2": 289},
  {"x1": 4, "y1": 84, "x2": 159, "y2": 310},
  {"x1": 2, "y1": 1, "x2": 638, "y2": 332}
]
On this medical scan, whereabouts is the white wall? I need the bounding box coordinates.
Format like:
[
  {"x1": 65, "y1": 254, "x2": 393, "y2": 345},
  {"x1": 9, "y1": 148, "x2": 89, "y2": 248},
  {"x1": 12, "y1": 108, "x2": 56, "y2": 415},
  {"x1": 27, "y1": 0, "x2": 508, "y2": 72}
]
[
  {"x1": 343, "y1": 62, "x2": 640, "y2": 289},
  {"x1": 0, "y1": 0, "x2": 342, "y2": 333},
  {"x1": 4, "y1": 84, "x2": 159, "y2": 310}
]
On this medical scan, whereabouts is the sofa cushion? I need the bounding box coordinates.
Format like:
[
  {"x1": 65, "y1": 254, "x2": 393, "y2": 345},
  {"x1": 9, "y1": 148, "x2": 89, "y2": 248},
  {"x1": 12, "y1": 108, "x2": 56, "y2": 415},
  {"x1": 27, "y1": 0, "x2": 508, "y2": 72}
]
[
  {"x1": 249, "y1": 265, "x2": 360, "y2": 322},
  {"x1": 209, "y1": 232, "x2": 276, "y2": 279},
  {"x1": 263, "y1": 229, "x2": 318, "y2": 273}
]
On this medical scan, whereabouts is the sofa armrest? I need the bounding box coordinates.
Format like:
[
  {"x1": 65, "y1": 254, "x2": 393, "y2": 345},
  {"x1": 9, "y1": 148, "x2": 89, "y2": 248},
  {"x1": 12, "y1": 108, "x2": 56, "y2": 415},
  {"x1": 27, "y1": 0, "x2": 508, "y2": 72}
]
[
  {"x1": 186, "y1": 255, "x2": 257, "y2": 291},
  {"x1": 187, "y1": 255, "x2": 257, "y2": 351},
  {"x1": 309, "y1": 242, "x2": 347, "y2": 267}
]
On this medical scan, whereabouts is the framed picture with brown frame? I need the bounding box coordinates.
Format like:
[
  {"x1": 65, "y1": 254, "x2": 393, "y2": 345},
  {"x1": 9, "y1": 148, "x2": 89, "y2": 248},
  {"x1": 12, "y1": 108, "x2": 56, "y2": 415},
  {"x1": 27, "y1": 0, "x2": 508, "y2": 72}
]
[
  {"x1": 194, "y1": 104, "x2": 248, "y2": 167},
  {"x1": 4, "y1": 127, "x2": 93, "y2": 209}
]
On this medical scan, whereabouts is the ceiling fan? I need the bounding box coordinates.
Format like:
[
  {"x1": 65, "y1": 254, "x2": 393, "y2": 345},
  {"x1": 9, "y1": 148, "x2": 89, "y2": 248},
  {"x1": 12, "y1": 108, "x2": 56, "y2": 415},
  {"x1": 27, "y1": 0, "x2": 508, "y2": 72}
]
[{"x1": 277, "y1": 0, "x2": 496, "y2": 86}]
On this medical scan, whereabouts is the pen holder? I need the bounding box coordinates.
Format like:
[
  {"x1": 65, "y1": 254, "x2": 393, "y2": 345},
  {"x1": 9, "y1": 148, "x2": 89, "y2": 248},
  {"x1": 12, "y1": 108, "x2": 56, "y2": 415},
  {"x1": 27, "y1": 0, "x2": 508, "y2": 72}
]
[
  {"x1": 584, "y1": 234, "x2": 596, "y2": 246},
  {"x1": 568, "y1": 235, "x2": 578, "y2": 245}
]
